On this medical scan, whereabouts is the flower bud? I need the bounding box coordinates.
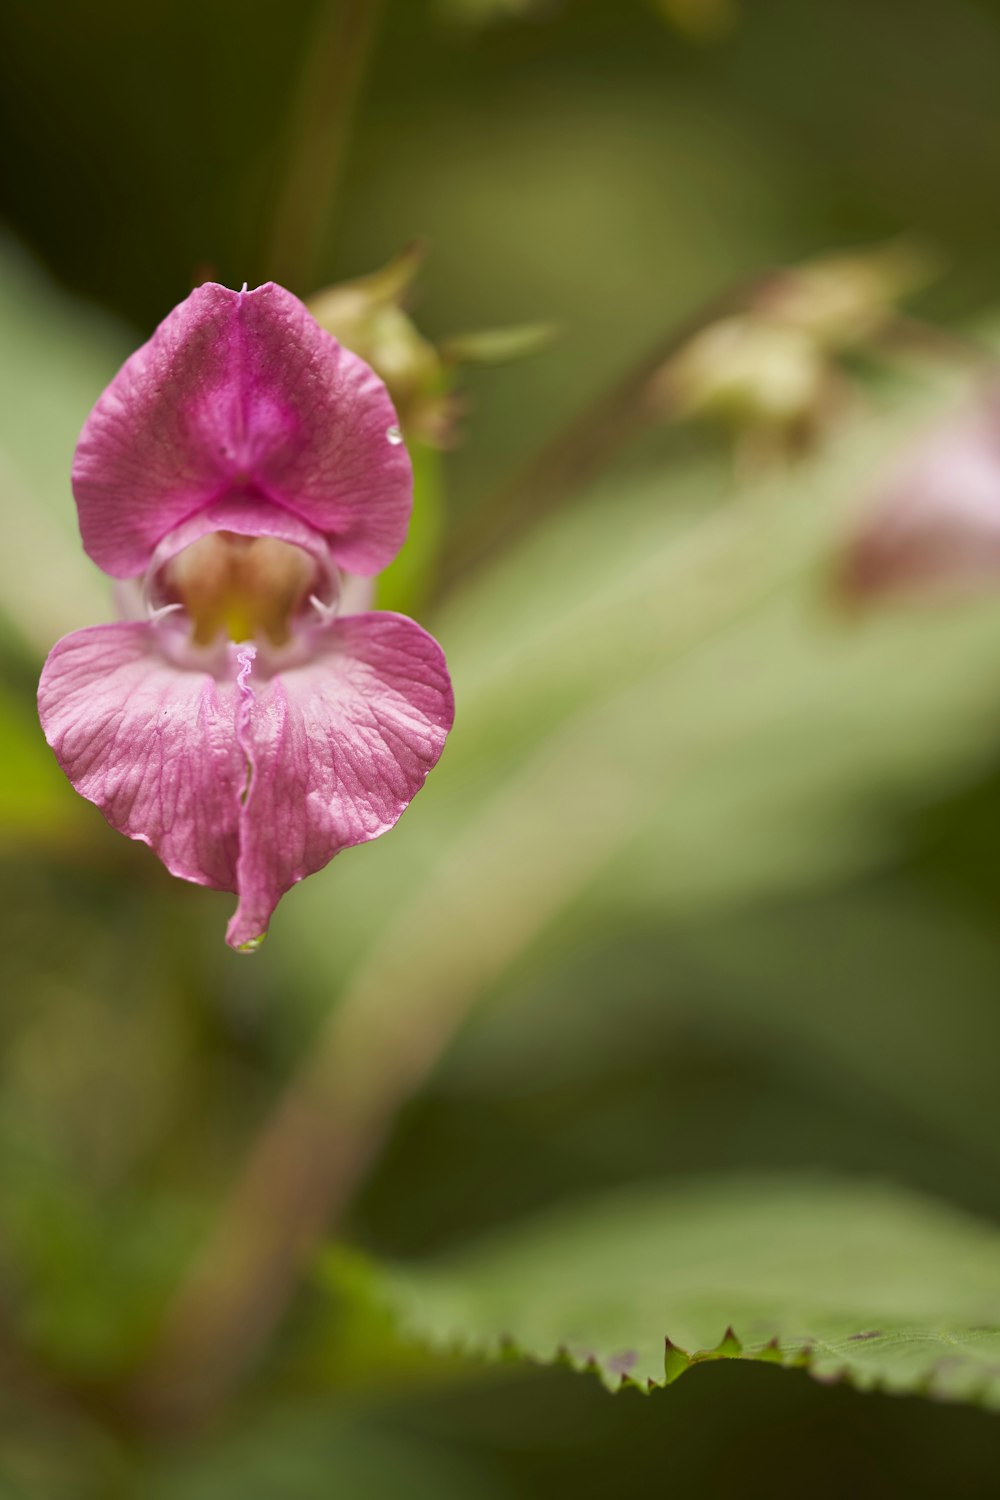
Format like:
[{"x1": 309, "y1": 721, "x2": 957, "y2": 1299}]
[
  {"x1": 651, "y1": 314, "x2": 835, "y2": 447},
  {"x1": 651, "y1": 240, "x2": 939, "y2": 460},
  {"x1": 308, "y1": 244, "x2": 443, "y2": 429},
  {"x1": 309, "y1": 247, "x2": 553, "y2": 448}
]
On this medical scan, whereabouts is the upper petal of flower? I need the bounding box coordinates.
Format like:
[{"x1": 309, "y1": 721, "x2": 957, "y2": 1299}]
[
  {"x1": 73, "y1": 282, "x2": 412, "y2": 580},
  {"x1": 227, "y1": 612, "x2": 454, "y2": 950},
  {"x1": 38, "y1": 622, "x2": 246, "y2": 891}
]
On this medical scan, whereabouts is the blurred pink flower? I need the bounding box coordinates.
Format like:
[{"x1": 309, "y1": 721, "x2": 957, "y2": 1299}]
[
  {"x1": 38, "y1": 283, "x2": 454, "y2": 950},
  {"x1": 842, "y1": 393, "x2": 1000, "y2": 603}
]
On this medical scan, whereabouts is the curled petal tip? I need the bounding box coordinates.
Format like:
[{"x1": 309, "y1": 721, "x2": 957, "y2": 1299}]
[
  {"x1": 225, "y1": 896, "x2": 269, "y2": 952},
  {"x1": 234, "y1": 932, "x2": 267, "y2": 954}
]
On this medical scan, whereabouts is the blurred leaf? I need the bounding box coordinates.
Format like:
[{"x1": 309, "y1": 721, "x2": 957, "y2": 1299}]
[
  {"x1": 0, "y1": 237, "x2": 127, "y2": 658},
  {"x1": 0, "y1": 1393, "x2": 127, "y2": 1500},
  {"x1": 0, "y1": 679, "x2": 88, "y2": 841},
  {"x1": 433, "y1": 0, "x2": 545, "y2": 25},
  {"x1": 663, "y1": 884, "x2": 1000, "y2": 1173},
  {"x1": 302, "y1": 1245, "x2": 482, "y2": 1392},
  {"x1": 650, "y1": 0, "x2": 739, "y2": 41},
  {"x1": 146, "y1": 1401, "x2": 513, "y2": 1500},
  {"x1": 0, "y1": 1159, "x2": 198, "y2": 1380},
  {"x1": 359, "y1": 880, "x2": 1000, "y2": 1257},
  {"x1": 439, "y1": 323, "x2": 558, "y2": 365},
  {"x1": 371, "y1": 1174, "x2": 1000, "y2": 1405},
  {"x1": 282, "y1": 360, "x2": 1000, "y2": 1013}
]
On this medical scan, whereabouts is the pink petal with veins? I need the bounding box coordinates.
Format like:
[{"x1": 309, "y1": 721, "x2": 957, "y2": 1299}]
[
  {"x1": 73, "y1": 282, "x2": 411, "y2": 580},
  {"x1": 227, "y1": 612, "x2": 454, "y2": 950},
  {"x1": 38, "y1": 613, "x2": 453, "y2": 948},
  {"x1": 38, "y1": 623, "x2": 246, "y2": 891}
]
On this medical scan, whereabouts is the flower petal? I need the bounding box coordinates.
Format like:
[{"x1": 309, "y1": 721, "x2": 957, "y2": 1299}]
[
  {"x1": 38, "y1": 623, "x2": 245, "y2": 891},
  {"x1": 227, "y1": 612, "x2": 454, "y2": 950},
  {"x1": 73, "y1": 282, "x2": 412, "y2": 579},
  {"x1": 843, "y1": 398, "x2": 1000, "y2": 600}
]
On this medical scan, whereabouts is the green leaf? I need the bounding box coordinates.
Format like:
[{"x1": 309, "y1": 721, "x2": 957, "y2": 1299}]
[
  {"x1": 433, "y1": 0, "x2": 542, "y2": 26},
  {"x1": 146, "y1": 1402, "x2": 511, "y2": 1500},
  {"x1": 371, "y1": 1175, "x2": 1000, "y2": 1405},
  {"x1": 282, "y1": 362, "x2": 1000, "y2": 1005},
  {"x1": 439, "y1": 322, "x2": 558, "y2": 365},
  {"x1": 0, "y1": 236, "x2": 129, "y2": 657},
  {"x1": 0, "y1": 678, "x2": 88, "y2": 840}
]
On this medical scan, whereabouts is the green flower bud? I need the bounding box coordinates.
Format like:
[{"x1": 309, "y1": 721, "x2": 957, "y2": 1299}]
[
  {"x1": 309, "y1": 246, "x2": 552, "y2": 448},
  {"x1": 652, "y1": 314, "x2": 833, "y2": 442}
]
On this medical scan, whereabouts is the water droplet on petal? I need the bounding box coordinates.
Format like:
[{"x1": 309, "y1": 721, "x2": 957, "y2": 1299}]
[
  {"x1": 237, "y1": 933, "x2": 266, "y2": 953},
  {"x1": 386, "y1": 424, "x2": 404, "y2": 445}
]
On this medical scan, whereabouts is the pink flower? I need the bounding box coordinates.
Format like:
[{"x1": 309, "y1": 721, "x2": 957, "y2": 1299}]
[
  {"x1": 841, "y1": 393, "x2": 1000, "y2": 603},
  {"x1": 38, "y1": 283, "x2": 454, "y2": 950}
]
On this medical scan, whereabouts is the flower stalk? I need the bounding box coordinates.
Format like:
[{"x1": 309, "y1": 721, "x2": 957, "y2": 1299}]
[{"x1": 266, "y1": 0, "x2": 386, "y2": 291}]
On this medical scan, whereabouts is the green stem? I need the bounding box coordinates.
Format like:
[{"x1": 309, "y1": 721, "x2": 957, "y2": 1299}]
[
  {"x1": 439, "y1": 273, "x2": 766, "y2": 590},
  {"x1": 266, "y1": 0, "x2": 385, "y2": 291},
  {"x1": 438, "y1": 290, "x2": 994, "y2": 594}
]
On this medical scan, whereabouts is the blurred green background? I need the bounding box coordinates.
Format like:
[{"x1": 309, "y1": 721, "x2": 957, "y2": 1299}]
[{"x1": 7, "y1": 0, "x2": 1000, "y2": 1494}]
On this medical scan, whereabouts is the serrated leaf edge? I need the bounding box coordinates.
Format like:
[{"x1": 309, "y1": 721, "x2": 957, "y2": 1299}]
[{"x1": 385, "y1": 1315, "x2": 1000, "y2": 1410}]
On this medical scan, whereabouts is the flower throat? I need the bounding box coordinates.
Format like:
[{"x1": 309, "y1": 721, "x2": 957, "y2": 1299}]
[{"x1": 163, "y1": 531, "x2": 317, "y2": 647}]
